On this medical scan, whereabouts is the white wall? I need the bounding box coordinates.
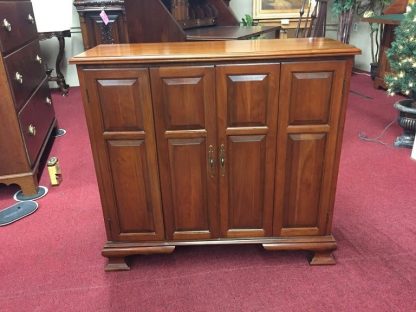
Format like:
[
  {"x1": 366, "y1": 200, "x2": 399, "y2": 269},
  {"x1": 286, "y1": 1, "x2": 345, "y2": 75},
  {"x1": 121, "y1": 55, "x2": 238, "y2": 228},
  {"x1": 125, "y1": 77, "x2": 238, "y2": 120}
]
[
  {"x1": 325, "y1": 4, "x2": 373, "y2": 72},
  {"x1": 37, "y1": 6, "x2": 84, "y2": 88},
  {"x1": 230, "y1": 0, "x2": 253, "y2": 21}
]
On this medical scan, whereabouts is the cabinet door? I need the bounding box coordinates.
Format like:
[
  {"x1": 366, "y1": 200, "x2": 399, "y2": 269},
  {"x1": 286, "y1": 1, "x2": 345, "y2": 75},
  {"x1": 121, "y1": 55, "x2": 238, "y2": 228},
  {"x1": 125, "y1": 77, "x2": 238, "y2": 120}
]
[
  {"x1": 82, "y1": 68, "x2": 164, "y2": 241},
  {"x1": 150, "y1": 66, "x2": 219, "y2": 240},
  {"x1": 274, "y1": 61, "x2": 346, "y2": 236},
  {"x1": 216, "y1": 64, "x2": 280, "y2": 238}
]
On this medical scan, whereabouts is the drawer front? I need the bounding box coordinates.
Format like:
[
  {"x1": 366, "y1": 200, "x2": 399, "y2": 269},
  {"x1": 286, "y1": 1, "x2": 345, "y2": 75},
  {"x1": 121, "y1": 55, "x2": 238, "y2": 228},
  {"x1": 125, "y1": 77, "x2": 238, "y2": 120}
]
[
  {"x1": 18, "y1": 79, "x2": 55, "y2": 166},
  {"x1": 4, "y1": 40, "x2": 45, "y2": 111},
  {"x1": 0, "y1": 1, "x2": 38, "y2": 53}
]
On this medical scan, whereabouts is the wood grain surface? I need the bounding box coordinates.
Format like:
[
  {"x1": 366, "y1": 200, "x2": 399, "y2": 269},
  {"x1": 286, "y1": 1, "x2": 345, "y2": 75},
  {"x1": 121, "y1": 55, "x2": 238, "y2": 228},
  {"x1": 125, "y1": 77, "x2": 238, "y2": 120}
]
[{"x1": 70, "y1": 38, "x2": 360, "y2": 65}]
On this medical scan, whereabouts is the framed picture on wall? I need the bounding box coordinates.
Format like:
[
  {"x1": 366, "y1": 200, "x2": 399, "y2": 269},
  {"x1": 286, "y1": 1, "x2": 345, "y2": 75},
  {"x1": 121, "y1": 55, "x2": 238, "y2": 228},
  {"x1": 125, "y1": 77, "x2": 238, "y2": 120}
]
[{"x1": 253, "y1": 0, "x2": 307, "y2": 19}]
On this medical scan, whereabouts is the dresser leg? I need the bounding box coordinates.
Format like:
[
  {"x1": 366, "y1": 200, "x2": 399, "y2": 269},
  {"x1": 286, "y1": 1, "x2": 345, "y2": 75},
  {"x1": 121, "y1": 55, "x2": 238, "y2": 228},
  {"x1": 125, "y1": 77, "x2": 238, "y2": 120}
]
[
  {"x1": 19, "y1": 176, "x2": 39, "y2": 196},
  {"x1": 309, "y1": 250, "x2": 336, "y2": 265},
  {"x1": 105, "y1": 257, "x2": 130, "y2": 271}
]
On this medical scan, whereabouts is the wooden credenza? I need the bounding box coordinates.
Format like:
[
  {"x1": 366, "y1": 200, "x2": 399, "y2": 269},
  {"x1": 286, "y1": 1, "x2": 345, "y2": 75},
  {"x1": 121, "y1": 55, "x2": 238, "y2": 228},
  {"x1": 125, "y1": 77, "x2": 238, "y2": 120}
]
[
  {"x1": 0, "y1": 0, "x2": 57, "y2": 195},
  {"x1": 71, "y1": 38, "x2": 360, "y2": 271}
]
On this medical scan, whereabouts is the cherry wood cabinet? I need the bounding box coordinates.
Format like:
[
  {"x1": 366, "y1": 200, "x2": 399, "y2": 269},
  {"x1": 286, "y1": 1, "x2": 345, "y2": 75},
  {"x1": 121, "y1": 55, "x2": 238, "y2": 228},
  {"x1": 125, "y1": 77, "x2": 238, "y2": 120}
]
[
  {"x1": 71, "y1": 38, "x2": 360, "y2": 271},
  {"x1": 73, "y1": 0, "x2": 128, "y2": 50}
]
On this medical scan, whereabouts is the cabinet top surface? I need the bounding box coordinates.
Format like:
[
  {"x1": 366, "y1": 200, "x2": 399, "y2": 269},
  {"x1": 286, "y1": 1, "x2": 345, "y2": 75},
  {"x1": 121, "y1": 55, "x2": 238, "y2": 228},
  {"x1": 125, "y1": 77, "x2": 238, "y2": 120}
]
[{"x1": 70, "y1": 38, "x2": 360, "y2": 65}]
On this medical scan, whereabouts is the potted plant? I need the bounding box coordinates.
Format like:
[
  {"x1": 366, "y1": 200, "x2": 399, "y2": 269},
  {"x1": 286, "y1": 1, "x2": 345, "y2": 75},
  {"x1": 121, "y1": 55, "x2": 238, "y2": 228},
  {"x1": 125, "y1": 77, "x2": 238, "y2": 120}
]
[
  {"x1": 332, "y1": 0, "x2": 390, "y2": 46},
  {"x1": 332, "y1": 0, "x2": 357, "y2": 43},
  {"x1": 362, "y1": 10, "x2": 382, "y2": 79},
  {"x1": 359, "y1": 0, "x2": 391, "y2": 78},
  {"x1": 385, "y1": 4, "x2": 416, "y2": 148}
]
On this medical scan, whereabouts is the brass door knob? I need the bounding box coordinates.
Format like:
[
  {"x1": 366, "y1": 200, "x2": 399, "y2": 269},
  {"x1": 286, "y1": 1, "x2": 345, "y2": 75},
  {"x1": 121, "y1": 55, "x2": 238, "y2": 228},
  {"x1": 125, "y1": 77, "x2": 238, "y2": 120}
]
[
  {"x1": 15, "y1": 72, "x2": 23, "y2": 84},
  {"x1": 27, "y1": 14, "x2": 35, "y2": 24},
  {"x1": 45, "y1": 97, "x2": 52, "y2": 105},
  {"x1": 36, "y1": 55, "x2": 42, "y2": 64},
  {"x1": 28, "y1": 124, "x2": 36, "y2": 136},
  {"x1": 2, "y1": 19, "x2": 11, "y2": 32}
]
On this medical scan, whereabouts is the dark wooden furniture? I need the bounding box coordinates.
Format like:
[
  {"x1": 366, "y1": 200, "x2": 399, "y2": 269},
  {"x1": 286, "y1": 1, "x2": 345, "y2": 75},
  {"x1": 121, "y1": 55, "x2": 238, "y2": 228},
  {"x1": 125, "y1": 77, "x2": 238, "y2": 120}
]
[
  {"x1": 363, "y1": 14, "x2": 403, "y2": 89},
  {"x1": 362, "y1": 0, "x2": 407, "y2": 89},
  {"x1": 38, "y1": 29, "x2": 71, "y2": 95},
  {"x1": 71, "y1": 38, "x2": 360, "y2": 271},
  {"x1": 0, "y1": 0, "x2": 57, "y2": 195},
  {"x1": 73, "y1": 0, "x2": 128, "y2": 50},
  {"x1": 185, "y1": 25, "x2": 280, "y2": 41},
  {"x1": 125, "y1": 0, "x2": 280, "y2": 43},
  {"x1": 73, "y1": 0, "x2": 278, "y2": 48}
]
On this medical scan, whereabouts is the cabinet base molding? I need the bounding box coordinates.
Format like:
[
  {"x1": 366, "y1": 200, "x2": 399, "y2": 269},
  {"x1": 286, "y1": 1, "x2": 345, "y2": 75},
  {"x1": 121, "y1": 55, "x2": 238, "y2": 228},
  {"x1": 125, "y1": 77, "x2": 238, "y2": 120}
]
[
  {"x1": 102, "y1": 245, "x2": 176, "y2": 271},
  {"x1": 105, "y1": 257, "x2": 131, "y2": 272},
  {"x1": 262, "y1": 237, "x2": 337, "y2": 265},
  {"x1": 102, "y1": 236, "x2": 336, "y2": 271},
  {"x1": 308, "y1": 250, "x2": 336, "y2": 265}
]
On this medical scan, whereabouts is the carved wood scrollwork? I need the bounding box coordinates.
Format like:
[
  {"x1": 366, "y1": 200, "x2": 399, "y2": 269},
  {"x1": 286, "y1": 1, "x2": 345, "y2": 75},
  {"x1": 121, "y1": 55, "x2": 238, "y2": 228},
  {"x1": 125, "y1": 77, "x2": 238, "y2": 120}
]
[{"x1": 101, "y1": 23, "x2": 114, "y2": 44}]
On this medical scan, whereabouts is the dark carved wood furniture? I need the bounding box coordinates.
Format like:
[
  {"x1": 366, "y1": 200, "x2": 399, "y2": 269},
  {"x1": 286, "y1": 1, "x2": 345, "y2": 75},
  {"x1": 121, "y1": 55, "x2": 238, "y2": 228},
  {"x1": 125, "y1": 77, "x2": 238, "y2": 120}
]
[
  {"x1": 73, "y1": 0, "x2": 278, "y2": 48},
  {"x1": 73, "y1": 0, "x2": 128, "y2": 50},
  {"x1": 0, "y1": 0, "x2": 57, "y2": 195},
  {"x1": 183, "y1": 25, "x2": 280, "y2": 41},
  {"x1": 38, "y1": 30, "x2": 71, "y2": 95},
  {"x1": 125, "y1": 0, "x2": 279, "y2": 42},
  {"x1": 71, "y1": 38, "x2": 360, "y2": 271}
]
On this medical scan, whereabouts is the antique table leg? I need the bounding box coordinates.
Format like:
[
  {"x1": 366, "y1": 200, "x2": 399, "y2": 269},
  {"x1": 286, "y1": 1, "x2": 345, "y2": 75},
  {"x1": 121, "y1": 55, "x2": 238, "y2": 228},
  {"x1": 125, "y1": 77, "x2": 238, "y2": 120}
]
[
  {"x1": 38, "y1": 30, "x2": 71, "y2": 96},
  {"x1": 55, "y1": 34, "x2": 70, "y2": 95}
]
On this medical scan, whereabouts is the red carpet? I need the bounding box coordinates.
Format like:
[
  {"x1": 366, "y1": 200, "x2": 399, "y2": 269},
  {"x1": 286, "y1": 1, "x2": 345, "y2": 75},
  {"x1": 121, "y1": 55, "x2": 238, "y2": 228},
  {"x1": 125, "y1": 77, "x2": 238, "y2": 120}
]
[{"x1": 1, "y1": 73, "x2": 416, "y2": 311}]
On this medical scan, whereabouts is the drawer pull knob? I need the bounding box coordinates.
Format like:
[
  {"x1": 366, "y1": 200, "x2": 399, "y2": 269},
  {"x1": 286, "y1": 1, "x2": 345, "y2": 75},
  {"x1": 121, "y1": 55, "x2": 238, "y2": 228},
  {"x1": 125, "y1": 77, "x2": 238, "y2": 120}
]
[
  {"x1": 46, "y1": 97, "x2": 52, "y2": 105},
  {"x1": 2, "y1": 19, "x2": 11, "y2": 32},
  {"x1": 15, "y1": 72, "x2": 23, "y2": 84},
  {"x1": 28, "y1": 124, "x2": 37, "y2": 136},
  {"x1": 27, "y1": 14, "x2": 35, "y2": 24},
  {"x1": 36, "y1": 55, "x2": 42, "y2": 64}
]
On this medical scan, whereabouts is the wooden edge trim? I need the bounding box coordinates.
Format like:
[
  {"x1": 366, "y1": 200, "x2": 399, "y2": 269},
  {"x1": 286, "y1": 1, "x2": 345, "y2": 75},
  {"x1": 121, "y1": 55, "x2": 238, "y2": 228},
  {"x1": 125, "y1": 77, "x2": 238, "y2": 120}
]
[{"x1": 102, "y1": 246, "x2": 176, "y2": 257}]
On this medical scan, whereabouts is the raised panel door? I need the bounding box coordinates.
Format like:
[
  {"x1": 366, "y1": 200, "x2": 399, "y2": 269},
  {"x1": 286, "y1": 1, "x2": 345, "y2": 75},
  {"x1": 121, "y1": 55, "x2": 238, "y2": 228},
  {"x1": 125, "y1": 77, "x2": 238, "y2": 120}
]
[
  {"x1": 274, "y1": 61, "x2": 346, "y2": 236},
  {"x1": 150, "y1": 66, "x2": 219, "y2": 240},
  {"x1": 82, "y1": 68, "x2": 164, "y2": 241},
  {"x1": 216, "y1": 64, "x2": 280, "y2": 238}
]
